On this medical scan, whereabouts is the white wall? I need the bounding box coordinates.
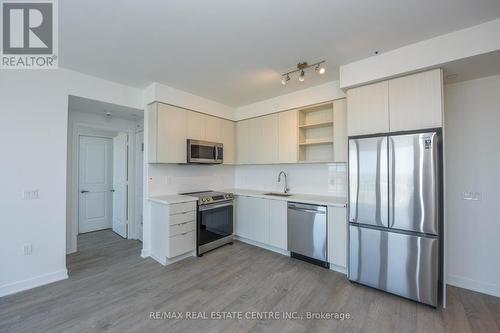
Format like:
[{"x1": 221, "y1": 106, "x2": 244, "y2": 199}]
[
  {"x1": 0, "y1": 69, "x2": 142, "y2": 297},
  {"x1": 340, "y1": 18, "x2": 500, "y2": 88},
  {"x1": 234, "y1": 163, "x2": 347, "y2": 197},
  {"x1": 444, "y1": 74, "x2": 500, "y2": 297},
  {"x1": 234, "y1": 81, "x2": 345, "y2": 121}
]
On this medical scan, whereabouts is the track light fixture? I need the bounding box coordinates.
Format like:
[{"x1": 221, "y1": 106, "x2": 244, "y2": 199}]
[
  {"x1": 281, "y1": 74, "x2": 290, "y2": 85},
  {"x1": 281, "y1": 61, "x2": 326, "y2": 84}
]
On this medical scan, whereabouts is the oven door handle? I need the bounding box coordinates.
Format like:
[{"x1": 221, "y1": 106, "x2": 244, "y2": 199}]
[{"x1": 199, "y1": 201, "x2": 233, "y2": 211}]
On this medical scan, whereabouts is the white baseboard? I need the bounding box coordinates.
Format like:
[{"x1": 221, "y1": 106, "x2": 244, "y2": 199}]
[
  {"x1": 329, "y1": 263, "x2": 347, "y2": 275},
  {"x1": 151, "y1": 252, "x2": 194, "y2": 266},
  {"x1": 0, "y1": 269, "x2": 68, "y2": 298},
  {"x1": 234, "y1": 236, "x2": 290, "y2": 256},
  {"x1": 447, "y1": 274, "x2": 500, "y2": 298},
  {"x1": 141, "y1": 248, "x2": 150, "y2": 258}
]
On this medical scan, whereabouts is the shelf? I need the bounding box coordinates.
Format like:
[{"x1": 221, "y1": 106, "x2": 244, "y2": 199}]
[
  {"x1": 299, "y1": 121, "x2": 334, "y2": 130},
  {"x1": 298, "y1": 139, "x2": 334, "y2": 146}
]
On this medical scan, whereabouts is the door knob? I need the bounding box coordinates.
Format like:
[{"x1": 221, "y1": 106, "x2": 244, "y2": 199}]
[{"x1": 80, "y1": 190, "x2": 89, "y2": 193}]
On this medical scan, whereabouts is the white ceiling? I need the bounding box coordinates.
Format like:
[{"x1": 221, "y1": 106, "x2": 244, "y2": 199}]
[
  {"x1": 59, "y1": 0, "x2": 500, "y2": 107},
  {"x1": 68, "y1": 96, "x2": 143, "y2": 120}
]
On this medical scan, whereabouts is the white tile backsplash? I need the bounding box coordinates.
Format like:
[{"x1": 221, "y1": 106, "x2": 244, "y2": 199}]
[
  {"x1": 147, "y1": 164, "x2": 235, "y2": 196},
  {"x1": 147, "y1": 163, "x2": 348, "y2": 197},
  {"x1": 234, "y1": 163, "x2": 347, "y2": 197}
]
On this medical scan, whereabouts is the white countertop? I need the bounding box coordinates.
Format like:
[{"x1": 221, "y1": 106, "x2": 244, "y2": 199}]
[
  {"x1": 148, "y1": 194, "x2": 198, "y2": 205},
  {"x1": 220, "y1": 188, "x2": 347, "y2": 207}
]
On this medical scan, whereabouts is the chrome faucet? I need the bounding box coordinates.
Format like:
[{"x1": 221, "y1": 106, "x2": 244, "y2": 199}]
[{"x1": 277, "y1": 171, "x2": 289, "y2": 193}]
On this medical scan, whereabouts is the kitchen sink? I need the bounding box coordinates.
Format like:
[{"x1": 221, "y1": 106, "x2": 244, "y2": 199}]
[{"x1": 263, "y1": 192, "x2": 293, "y2": 197}]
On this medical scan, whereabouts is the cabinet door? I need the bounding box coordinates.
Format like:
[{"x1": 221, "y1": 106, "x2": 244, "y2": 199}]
[
  {"x1": 248, "y1": 117, "x2": 260, "y2": 164},
  {"x1": 156, "y1": 104, "x2": 187, "y2": 163},
  {"x1": 235, "y1": 196, "x2": 253, "y2": 239},
  {"x1": 268, "y1": 199, "x2": 287, "y2": 250},
  {"x1": 333, "y1": 99, "x2": 347, "y2": 162},
  {"x1": 389, "y1": 69, "x2": 443, "y2": 131},
  {"x1": 347, "y1": 81, "x2": 389, "y2": 136},
  {"x1": 221, "y1": 119, "x2": 236, "y2": 164},
  {"x1": 187, "y1": 111, "x2": 206, "y2": 140},
  {"x1": 328, "y1": 206, "x2": 347, "y2": 268},
  {"x1": 236, "y1": 120, "x2": 250, "y2": 164},
  {"x1": 278, "y1": 110, "x2": 298, "y2": 163},
  {"x1": 260, "y1": 114, "x2": 279, "y2": 164},
  {"x1": 252, "y1": 197, "x2": 269, "y2": 243},
  {"x1": 205, "y1": 115, "x2": 221, "y2": 142}
]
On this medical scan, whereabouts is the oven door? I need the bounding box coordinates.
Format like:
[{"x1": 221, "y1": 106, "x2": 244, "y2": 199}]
[
  {"x1": 187, "y1": 139, "x2": 223, "y2": 164},
  {"x1": 198, "y1": 201, "x2": 233, "y2": 247}
]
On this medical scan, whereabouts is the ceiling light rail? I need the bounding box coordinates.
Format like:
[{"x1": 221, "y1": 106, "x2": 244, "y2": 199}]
[{"x1": 281, "y1": 61, "x2": 326, "y2": 85}]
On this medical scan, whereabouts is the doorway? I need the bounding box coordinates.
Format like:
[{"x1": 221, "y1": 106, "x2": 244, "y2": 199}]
[
  {"x1": 66, "y1": 96, "x2": 144, "y2": 254},
  {"x1": 78, "y1": 133, "x2": 129, "y2": 238}
]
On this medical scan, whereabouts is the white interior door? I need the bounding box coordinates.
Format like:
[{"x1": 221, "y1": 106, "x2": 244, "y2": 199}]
[
  {"x1": 79, "y1": 136, "x2": 113, "y2": 233},
  {"x1": 136, "y1": 131, "x2": 144, "y2": 241},
  {"x1": 113, "y1": 133, "x2": 128, "y2": 238}
]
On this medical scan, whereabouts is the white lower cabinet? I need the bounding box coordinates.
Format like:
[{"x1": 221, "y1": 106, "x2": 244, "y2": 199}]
[
  {"x1": 235, "y1": 195, "x2": 268, "y2": 243},
  {"x1": 327, "y1": 206, "x2": 347, "y2": 270},
  {"x1": 150, "y1": 200, "x2": 197, "y2": 265},
  {"x1": 235, "y1": 195, "x2": 347, "y2": 273},
  {"x1": 268, "y1": 199, "x2": 287, "y2": 250}
]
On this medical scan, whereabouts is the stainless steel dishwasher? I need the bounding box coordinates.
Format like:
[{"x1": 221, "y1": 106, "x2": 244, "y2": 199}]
[{"x1": 287, "y1": 202, "x2": 329, "y2": 268}]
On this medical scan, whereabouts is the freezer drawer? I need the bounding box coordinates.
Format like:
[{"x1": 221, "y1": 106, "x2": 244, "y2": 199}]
[
  {"x1": 389, "y1": 132, "x2": 440, "y2": 235},
  {"x1": 349, "y1": 136, "x2": 388, "y2": 227},
  {"x1": 349, "y1": 225, "x2": 438, "y2": 306}
]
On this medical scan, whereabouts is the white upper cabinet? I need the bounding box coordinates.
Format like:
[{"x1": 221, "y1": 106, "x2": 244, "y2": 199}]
[
  {"x1": 220, "y1": 119, "x2": 236, "y2": 164},
  {"x1": 148, "y1": 103, "x2": 236, "y2": 164},
  {"x1": 236, "y1": 120, "x2": 250, "y2": 164},
  {"x1": 388, "y1": 69, "x2": 443, "y2": 131},
  {"x1": 347, "y1": 69, "x2": 443, "y2": 136},
  {"x1": 278, "y1": 110, "x2": 298, "y2": 163},
  {"x1": 187, "y1": 111, "x2": 206, "y2": 140},
  {"x1": 205, "y1": 115, "x2": 221, "y2": 142},
  {"x1": 259, "y1": 114, "x2": 279, "y2": 164},
  {"x1": 333, "y1": 99, "x2": 348, "y2": 162},
  {"x1": 148, "y1": 103, "x2": 187, "y2": 164},
  {"x1": 347, "y1": 81, "x2": 389, "y2": 136}
]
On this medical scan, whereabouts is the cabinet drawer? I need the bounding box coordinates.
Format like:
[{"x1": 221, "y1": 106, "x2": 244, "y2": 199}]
[
  {"x1": 169, "y1": 201, "x2": 196, "y2": 215},
  {"x1": 169, "y1": 210, "x2": 196, "y2": 225},
  {"x1": 170, "y1": 221, "x2": 196, "y2": 237},
  {"x1": 168, "y1": 231, "x2": 195, "y2": 258}
]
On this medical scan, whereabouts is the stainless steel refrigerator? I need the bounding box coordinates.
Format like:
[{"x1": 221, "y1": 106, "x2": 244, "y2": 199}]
[{"x1": 348, "y1": 130, "x2": 442, "y2": 307}]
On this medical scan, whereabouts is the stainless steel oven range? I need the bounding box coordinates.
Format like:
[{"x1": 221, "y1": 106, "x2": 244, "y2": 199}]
[{"x1": 182, "y1": 191, "x2": 234, "y2": 256}]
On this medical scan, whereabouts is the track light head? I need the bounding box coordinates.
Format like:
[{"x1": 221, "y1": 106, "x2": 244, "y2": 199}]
[
  {"x1": 315, "y1": 64, "x2": 326, "y2": 75},
  {"x1": 281, "y1": 74, "x2": 290, "y2": 85},
  {"x1": 299, "y1": 70, "x2": 305, "y2": 82}
]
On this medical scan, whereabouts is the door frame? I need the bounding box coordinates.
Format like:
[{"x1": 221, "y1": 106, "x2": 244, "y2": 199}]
[{"x1": 68, "y1": 121, "x2": 141, "y2": 254}]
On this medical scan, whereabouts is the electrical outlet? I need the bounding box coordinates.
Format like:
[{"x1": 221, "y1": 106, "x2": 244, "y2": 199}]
[
  {"x1": 23, "y1": 244, "x2": 33, "y2": 256},
  {"x1": 23, "y1": 190, "x2": 39, "y2": 200}
]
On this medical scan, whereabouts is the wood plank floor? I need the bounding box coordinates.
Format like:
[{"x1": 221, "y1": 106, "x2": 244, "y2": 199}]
[{"x1": 1, "y1": 230, "x2": 499, "y2": 333}]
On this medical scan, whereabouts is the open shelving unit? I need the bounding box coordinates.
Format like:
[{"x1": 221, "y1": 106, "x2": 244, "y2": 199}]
[{"x1": 298, "y1": 102, "x2": 334, "y2": 162}]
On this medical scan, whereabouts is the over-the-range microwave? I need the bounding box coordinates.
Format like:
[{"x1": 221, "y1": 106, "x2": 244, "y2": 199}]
[{"x1": 187, "y1": 139, "x2": 223, "y2": 164}]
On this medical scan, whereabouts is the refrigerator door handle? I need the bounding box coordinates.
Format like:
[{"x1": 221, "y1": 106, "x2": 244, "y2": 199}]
[{"x1": 388, "y1": 137, "x2": 395, "y2": 228}]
